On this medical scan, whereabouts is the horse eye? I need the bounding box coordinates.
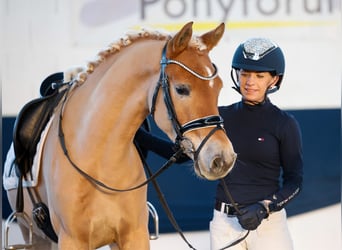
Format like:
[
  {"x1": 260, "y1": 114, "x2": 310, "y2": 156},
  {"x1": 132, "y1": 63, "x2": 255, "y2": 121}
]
[{"x1": 175, "y1": 85, "x2": 190, "y2": 96}]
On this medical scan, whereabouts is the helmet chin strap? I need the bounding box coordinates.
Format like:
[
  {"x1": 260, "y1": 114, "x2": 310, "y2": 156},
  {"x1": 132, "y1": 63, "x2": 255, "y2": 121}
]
[
  {"x1": 266, "y1": 85, "x2": 279, "y2": 94},
  {"x1": 230, "y1": 68, "x2": 279, "y2": 102},
  {"x1": 230, "y1": 69, "x2": 241, "y2": 94}
]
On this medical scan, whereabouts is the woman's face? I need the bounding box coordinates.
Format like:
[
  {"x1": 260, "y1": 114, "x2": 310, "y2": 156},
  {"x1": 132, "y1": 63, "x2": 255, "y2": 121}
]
[{"x1": 238, "y1": 69, "x2": 279, "y2": 105}]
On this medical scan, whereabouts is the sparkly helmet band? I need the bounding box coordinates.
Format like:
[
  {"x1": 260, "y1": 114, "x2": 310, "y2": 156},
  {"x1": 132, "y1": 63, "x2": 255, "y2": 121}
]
[{"x1": 242, "y1": 38, "x2": 278, "y2": 61}]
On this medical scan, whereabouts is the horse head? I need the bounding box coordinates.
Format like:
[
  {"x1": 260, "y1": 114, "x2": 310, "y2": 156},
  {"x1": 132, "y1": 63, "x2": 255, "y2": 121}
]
[{"x1": 151, "y1": 22, "x2": 236, "y2": 180}]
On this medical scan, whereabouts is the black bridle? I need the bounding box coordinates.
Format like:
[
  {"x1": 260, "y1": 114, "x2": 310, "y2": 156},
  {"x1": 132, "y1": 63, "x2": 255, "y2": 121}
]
[
  {"x1": 150, "y1": 43, "x2": 225, "y2": 170},
  {"x1": 58, "y1": 41, "x2": 225, "y2": 192},
  {"x1": 57, "y1": 41, "x2": 247, "y2": 249}
]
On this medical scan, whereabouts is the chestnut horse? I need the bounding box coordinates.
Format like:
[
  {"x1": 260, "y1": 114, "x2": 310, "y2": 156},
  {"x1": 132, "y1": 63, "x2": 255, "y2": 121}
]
[{"x1": 5, "y1": 22, "x2": 236, "y2": 249}]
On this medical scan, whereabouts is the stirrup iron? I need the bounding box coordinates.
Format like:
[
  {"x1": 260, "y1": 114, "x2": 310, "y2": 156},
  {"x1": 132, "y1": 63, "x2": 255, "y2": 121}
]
[
  {"x1": 147, "y1": 202, "x2": 159, "y2": 240},
  {"x1": 4, "y1": 211, "x2": 33, "y2": 249}
]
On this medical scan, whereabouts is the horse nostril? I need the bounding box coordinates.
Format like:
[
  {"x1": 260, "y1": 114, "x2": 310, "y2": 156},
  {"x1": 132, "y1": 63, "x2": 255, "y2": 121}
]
[
  {"x1": 211, "y1": 157, "x2": 224, "y2": 173},
  {"x1": 213, "y1": 157, "x2": 222, "y2": 167},
  {"x1": 211, "y1": 153, "x2": 236, "y2": 174}
]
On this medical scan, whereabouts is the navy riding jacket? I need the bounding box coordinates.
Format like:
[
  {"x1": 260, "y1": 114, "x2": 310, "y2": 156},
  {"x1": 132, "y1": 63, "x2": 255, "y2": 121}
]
[{"x1": 216, "y1": 99, "x2": 303, "y2": 212}]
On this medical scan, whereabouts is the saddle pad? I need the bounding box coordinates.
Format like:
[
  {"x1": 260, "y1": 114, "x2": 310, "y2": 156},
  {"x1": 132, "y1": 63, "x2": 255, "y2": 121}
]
[{"x1": 3, "y1": 115, "x2": 54, "y2": 191}]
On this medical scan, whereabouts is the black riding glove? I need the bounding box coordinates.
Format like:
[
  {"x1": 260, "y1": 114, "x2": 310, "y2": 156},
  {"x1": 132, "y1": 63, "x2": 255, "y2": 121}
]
[{"x1": 237, "y1": 203, "x2": 268, "y2": 230}]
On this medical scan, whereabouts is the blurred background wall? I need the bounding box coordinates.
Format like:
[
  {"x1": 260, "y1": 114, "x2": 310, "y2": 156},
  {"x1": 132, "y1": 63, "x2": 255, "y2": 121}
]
[{"x1": 1, "y1": 0, "x2": 341, "y2": 232}]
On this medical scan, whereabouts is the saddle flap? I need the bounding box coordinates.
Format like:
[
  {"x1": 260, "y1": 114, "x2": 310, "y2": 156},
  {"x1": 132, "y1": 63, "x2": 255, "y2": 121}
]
[{"x1": 13, "y1": 90, "x2": 66, "y2": 175}]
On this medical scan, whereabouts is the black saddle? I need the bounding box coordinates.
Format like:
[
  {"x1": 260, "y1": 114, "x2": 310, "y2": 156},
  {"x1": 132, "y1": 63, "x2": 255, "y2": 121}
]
[
  {"x1": 13, "y1": 72, "x2": 67, "y2": 177},
  {"x1": 10, "y1": 72, "x2": 67, "y2": 243},
  {"x1": 11, "y1": 72, "x2": 151, "y2": 243}
]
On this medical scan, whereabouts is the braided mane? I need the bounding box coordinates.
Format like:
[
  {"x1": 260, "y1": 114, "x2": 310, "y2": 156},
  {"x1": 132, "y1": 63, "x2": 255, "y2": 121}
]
[{"x1": 72, "y1": 28, "x2": 208, "y2": 86}]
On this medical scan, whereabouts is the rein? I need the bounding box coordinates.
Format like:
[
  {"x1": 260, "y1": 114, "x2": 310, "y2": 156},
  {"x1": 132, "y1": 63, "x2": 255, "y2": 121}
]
[
  {"x1": 58, "y1": 94, "x2": 184, "y2": 192},
  {"x1": 148, "y1": 42, "x2": 250, "y2": 249},
  {"x1": 58, "y1": 40, "x2": 224, "y2": 193},
  {"x1": 57, "y1": 40, "x2": 246, "y2": 248},
  {"x1": 218, "y1": 179, "x2": 250, "y2": 250}
]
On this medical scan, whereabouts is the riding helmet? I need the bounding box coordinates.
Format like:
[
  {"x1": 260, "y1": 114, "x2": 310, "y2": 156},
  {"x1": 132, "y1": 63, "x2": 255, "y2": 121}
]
[{"x1": 231, "y1": 37, "x2": 285, "y2": 93}]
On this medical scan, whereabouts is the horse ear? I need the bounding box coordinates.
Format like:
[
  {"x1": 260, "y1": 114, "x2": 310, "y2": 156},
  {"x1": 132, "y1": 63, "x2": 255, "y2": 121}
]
[
  {"x1": 200, "y1": 23, "x2": 225, "y2": 51},
  {"x1": 167, "y1": 21, "x2": 193, "y2": 57}
]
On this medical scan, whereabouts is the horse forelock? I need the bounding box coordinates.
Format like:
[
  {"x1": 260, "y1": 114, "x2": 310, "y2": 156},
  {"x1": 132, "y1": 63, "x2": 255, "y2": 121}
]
[{"x1": 189, "y1": 36, "x2": 208, "y2": 51}]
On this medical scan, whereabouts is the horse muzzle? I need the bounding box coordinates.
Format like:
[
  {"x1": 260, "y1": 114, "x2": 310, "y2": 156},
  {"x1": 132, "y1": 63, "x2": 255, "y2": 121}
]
[
  {"x1": 180, "y1": 128, "x2": 236, "y2": 180},
  {"x1": 196, "y1": 142, "x2": 236, "y2": 180}
]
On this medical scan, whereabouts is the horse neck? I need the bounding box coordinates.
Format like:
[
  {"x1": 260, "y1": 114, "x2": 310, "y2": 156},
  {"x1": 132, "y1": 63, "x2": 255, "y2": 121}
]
[{"x1": 62, "y1": 39, "x2": 165, "y2": 157}]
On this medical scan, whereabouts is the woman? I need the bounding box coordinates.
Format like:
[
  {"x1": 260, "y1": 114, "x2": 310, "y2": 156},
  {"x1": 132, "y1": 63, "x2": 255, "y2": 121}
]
[
  {"x1": 135, "y1": 37, "x2": 303, "y2": 250},
  {"x1": 209, "y1": 38, "x2": 303, "y2": 250}
]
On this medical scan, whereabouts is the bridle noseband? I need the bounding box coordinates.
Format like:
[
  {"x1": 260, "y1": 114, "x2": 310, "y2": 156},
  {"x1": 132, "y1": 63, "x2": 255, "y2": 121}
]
[{"x1": 150, "y1": 43, "x2": 224, "y2": 165}]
